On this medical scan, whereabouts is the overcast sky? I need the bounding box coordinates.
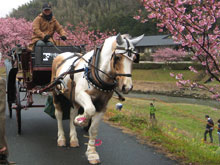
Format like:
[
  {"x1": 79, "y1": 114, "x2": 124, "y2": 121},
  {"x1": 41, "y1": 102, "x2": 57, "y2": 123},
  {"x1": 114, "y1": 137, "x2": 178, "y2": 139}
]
[{"x1": 0, "y1": 0, "x2": 32, "y2": 18}]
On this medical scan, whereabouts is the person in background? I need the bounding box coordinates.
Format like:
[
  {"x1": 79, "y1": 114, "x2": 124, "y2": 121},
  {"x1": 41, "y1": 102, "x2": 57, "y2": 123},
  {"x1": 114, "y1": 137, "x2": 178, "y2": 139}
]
[
  {"x1": 0, "y1": 78, "x2": 9, "y2": 164},
  {"x1": 28, "y1": 3, "x2": 67, "y2": 51},
  {"x1": 204, "y1": 115, "x2": 214, "y2": 143},
  {"x1": 217, "y1": 119, "x2": 220, "y2": 146},
  {"x1": 149, "y1": 102, "x2": 156, "y2": 120}
]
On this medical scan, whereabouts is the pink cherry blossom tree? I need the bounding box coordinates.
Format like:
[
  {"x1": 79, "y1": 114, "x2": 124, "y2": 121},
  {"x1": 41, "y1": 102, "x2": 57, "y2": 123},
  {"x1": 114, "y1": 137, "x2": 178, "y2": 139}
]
[
  {"x1": 135, "y1": 0, "x2": 220, "y2": 100},
  {"x1": 0, "y1": 17, "x2": 32, "y2": 56},
  {"x1": 151, "y1": 48, "x2": 187, "y2": 62}
]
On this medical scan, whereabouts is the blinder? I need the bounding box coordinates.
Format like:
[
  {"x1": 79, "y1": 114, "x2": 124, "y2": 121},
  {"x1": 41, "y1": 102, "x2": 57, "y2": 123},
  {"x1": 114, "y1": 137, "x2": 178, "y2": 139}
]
[
  {"x1": 111, "y1": 38, "x2": 140, "y2": 78},
  {"x1": 114, "y1": 47, "x2": 140, "y2": 63},
  {"x1": 133, "y1": 52, "x2": 140, "y2": 63},
  {"x1": 112, "y1": 51, "x2": 137, "y2": 78},
  {"x1": 125, "y1": 37, "x2": 139, "y2": 63}
]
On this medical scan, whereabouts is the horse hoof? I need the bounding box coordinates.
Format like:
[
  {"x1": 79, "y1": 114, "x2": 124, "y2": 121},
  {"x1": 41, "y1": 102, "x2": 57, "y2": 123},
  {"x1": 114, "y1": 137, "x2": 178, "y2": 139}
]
[
  {"x1": 57, "y1": 140, "x2": 66, "y2": 147},
  {"x1": 70, "y1": 141, "x2": 79, "y2": 148},
  {"x1": 86, "y1": 152, "x2": 100, "y2": 165},
  {"x1": 89, "y1": 159, "x2": 101, "y2": 165}
]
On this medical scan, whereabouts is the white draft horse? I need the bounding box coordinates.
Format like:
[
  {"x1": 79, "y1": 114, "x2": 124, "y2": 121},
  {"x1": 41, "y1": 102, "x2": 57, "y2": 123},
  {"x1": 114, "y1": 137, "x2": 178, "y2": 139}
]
[{"x1": 51, "y1": 33, "x2": 143, "y2": 164}]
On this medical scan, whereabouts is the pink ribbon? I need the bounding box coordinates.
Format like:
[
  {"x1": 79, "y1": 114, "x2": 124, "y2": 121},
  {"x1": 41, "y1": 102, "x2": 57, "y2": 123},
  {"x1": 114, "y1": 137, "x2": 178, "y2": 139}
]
[
  {"x1": 95, "y1": 139, "x2": 102, "y2": 147},
  {"x1": 77, "y1": 117, "x2": 86, "y2": 122},
  {"x1": 0, "y1": 147, "x2": 6, "y2": 153}
]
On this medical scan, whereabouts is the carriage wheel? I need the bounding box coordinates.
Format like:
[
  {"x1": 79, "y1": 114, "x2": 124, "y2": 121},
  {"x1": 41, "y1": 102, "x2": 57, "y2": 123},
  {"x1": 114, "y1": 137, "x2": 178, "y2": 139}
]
[
  {"x1": 8, "y1": 102, "x2": 12, "y2": 118},
  {"x1": 15, "y1": 81, "x2": 22, "y2": 134}
]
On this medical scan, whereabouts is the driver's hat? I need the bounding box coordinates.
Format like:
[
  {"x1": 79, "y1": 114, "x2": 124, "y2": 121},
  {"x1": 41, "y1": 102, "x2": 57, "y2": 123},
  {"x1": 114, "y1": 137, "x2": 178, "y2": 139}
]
[{"x1": 42, "y1": 3, "x2": 52, "y2": 10}]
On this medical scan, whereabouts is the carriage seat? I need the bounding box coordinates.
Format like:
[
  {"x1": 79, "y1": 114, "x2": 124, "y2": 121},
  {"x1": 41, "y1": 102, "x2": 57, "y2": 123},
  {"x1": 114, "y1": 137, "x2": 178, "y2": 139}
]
[
  {"x1": 31, "y1": 46, "x2": 81, "y2": 86},
  {"x1": 32, "y1": 46, "x2": 81, "y2": 69}
]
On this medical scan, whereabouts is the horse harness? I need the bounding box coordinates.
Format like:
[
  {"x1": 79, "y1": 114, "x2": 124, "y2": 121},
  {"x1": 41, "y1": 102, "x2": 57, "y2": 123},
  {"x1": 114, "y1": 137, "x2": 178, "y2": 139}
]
[
  {"x1": 49, "y1": 40, "x2": 140, "y2": 101},
  {"x1": 85, "y1": 43, "x2": 139, "y2": 92}
]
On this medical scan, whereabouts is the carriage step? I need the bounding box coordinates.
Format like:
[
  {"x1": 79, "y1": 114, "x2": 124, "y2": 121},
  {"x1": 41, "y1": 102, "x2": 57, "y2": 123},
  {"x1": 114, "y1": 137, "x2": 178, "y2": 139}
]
[{"x1": 12, "y1": 104, "x2": 45, "y2": 109}]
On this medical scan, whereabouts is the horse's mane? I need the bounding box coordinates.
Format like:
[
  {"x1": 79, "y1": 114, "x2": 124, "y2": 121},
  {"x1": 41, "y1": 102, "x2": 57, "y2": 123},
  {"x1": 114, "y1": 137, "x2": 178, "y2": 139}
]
[
  {"x1": 121, "y1": 34, "x2": 132, "y2": 39},
  {"x1": 108, "y1": 34, "x2": 132, "y2": 40}
]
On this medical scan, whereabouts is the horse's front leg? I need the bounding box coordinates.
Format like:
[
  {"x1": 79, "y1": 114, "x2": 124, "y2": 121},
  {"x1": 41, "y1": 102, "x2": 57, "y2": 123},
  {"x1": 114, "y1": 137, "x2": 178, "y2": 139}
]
[
  {"x1": 54, "y1": 101, "x2": 66, "y2": 147},
  {"x1": 69, "y1": 105, "x2": 79, "y2": 147},
  {"x1": 86, "y1": 112, "x2": 104, "y2": 164},
  {"x1": 74, "y1": 92, "x2": 96, "y2": 127}
]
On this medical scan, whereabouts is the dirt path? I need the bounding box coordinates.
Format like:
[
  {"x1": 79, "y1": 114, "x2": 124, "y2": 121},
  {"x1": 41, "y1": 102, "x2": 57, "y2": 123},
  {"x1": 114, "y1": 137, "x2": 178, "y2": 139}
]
[{"x1": 133, "y1": 80, "x2": 216, "y2": 99}]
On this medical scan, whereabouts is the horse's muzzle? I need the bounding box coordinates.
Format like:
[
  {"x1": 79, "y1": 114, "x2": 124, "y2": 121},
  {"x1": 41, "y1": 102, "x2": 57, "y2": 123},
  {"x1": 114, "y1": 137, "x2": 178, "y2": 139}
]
[{"x1": 122, "y1": 84, "x2": 133, "y2": 94}]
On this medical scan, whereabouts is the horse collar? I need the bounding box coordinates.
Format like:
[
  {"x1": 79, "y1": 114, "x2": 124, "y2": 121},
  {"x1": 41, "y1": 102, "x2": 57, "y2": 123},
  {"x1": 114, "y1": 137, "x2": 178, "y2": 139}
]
[{"x1": 85, "y1": 45, "x2": 117, "y2": 92}]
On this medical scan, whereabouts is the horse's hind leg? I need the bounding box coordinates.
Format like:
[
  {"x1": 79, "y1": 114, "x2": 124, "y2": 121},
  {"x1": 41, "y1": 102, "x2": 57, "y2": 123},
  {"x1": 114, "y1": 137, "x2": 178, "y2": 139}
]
[
  {"x1": 69, "y1": 105, "x2": 79, "y2": 147},
  {"x1": 86, "y1": 112, "x2": 104, "y2": 164},
  {"x1": 55, "y1": 108, "x2": 66, "y2": 147}
]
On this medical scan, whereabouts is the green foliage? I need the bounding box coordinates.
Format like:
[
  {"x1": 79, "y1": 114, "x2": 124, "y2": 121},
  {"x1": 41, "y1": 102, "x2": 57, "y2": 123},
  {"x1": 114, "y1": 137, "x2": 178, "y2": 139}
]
[
  {"x1": 10, "y1": 0, "x2": 43, "y2": 20},
  {"x1": 109, "y1": 113, "x2": 126, "y2": 122},
  {"x1": 9, "y1": 0, "x2": 160, "y2": 36},
  {"x1": 98, "y1": 13, "x2": 159, "y2": 36},
  {"x1": 216, "y1": 147, "x2": 220, "y2": 155},
  {"x1": 133, "y1": 62, "x2": 204, "y2": 70}
]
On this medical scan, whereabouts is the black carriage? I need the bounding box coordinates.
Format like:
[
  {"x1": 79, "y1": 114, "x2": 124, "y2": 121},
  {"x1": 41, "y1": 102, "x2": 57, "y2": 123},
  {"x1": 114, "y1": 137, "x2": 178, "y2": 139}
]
[{"x1": 5, "y1": 45, "x2": 82, "y2": 134}]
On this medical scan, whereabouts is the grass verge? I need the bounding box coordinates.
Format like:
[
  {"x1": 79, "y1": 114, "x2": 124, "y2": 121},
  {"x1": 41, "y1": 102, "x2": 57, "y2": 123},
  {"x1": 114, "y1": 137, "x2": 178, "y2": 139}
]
[
  {"x1": 105, "y1": 97, "x2": 220, "y2": 164},
  {"x1": 132, "y1": 69, "x2": 219, "y2": 84},
  {"x1": 132, "y1": 69, "x2": 203, "y2": 82}
]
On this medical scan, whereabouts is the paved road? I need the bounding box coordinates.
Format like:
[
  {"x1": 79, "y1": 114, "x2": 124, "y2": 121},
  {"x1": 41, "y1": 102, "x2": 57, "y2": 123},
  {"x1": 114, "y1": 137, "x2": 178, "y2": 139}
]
[{"x1": 5, "y1": 94, "x2": 177, "y2": 165}]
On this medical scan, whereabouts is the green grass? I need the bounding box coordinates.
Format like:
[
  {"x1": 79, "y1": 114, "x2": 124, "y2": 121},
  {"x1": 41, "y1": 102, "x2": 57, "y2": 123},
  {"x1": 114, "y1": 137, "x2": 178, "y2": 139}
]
[
  {"x1": 132, "y1": 69, "x2": 207, "y2": 82},
  {"x1": 106, "y1": 97, "x2": 220, "y2": 164}
]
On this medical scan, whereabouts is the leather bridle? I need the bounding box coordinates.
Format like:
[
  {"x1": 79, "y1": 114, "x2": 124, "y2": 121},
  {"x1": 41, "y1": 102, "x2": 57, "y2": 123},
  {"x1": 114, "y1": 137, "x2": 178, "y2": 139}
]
[
  {"x1": 112, "y1": 38, "x2": 140, "y2": 77},
  {"x1": 85, "y1": 39, "x2": 139, "y2": 92}
]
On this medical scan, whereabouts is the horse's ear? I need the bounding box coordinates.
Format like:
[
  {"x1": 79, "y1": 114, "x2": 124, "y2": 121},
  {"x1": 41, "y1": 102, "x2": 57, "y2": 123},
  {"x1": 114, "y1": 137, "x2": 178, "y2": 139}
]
[
  {"x1": 116, "y1": 33, "x2": 124, "y2": 45},
  {"x1": 131, "y1": 34, "x2": 144, "y2": 46}
]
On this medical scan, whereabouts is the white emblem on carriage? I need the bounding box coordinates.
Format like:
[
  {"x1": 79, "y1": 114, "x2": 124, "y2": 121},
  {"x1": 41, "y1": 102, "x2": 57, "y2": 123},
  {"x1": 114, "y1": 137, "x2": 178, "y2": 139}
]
[{"x1": 43, "y1": 53, "x2": 59, "y2": 61}]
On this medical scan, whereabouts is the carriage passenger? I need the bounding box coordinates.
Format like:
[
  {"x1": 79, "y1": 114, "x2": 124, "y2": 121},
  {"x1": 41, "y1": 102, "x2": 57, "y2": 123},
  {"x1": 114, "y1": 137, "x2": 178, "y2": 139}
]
[{"x1": 28, "y1": 3, "x2": 67, "y2": 51}]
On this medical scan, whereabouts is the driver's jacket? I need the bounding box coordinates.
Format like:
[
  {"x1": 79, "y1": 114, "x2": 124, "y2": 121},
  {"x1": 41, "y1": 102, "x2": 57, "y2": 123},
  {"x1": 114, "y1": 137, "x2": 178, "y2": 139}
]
[{"x1": 28, "y1": 13, "x2": 66, "y2": 51}]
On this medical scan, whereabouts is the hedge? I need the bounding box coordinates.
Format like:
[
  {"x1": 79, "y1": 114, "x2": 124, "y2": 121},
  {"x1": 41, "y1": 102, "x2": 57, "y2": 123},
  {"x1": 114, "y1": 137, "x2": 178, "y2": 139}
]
[{"x1": 133, "y1": 62, "x2": 204, "y2": 70}]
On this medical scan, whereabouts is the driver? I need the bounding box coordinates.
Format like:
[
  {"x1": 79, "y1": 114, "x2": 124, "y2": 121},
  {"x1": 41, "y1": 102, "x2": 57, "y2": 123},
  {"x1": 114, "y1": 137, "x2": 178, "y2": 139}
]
[{"x1": 28, "y1": 3, "x2": 67, "y2": 51}]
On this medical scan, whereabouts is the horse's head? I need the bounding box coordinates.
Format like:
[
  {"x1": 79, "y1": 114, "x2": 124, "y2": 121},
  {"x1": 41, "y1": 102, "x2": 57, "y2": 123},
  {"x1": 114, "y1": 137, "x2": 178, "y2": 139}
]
[{"x1": 112, "y1": 33, "x2": 144, "y2": 94}]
